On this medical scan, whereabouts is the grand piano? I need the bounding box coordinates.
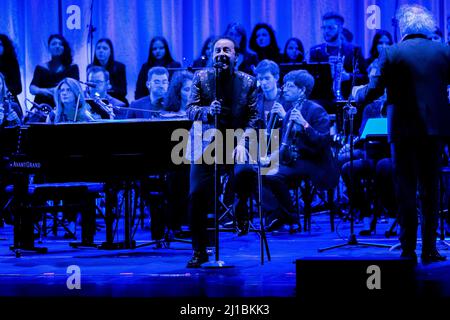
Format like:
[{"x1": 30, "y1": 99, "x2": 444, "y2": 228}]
[{"x1": 0, "y1": 118, "x2": 192, "y2": 253}]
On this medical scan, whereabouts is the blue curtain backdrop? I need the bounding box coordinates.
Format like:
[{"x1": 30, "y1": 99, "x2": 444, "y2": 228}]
[{"x1": 0, "y1": 0, "x2": 448, "y2": 105}]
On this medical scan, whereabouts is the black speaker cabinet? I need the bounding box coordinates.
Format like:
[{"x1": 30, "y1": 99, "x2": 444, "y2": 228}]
[{"x1": 296, "y1": 256, "x2": 417, "y2": 300}]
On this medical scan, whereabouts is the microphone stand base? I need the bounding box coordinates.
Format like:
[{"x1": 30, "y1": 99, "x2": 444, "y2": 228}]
[{"x1": 202, "y1": 260, "x2": 234, "y2": 269}]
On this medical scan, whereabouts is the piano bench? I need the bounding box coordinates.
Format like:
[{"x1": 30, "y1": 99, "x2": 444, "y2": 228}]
[{"x1": 6, "y1": 182, "x2": 105, "y2": 241}]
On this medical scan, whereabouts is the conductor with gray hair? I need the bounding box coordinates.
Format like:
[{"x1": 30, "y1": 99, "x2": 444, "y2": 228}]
[{"x1": 353, "y1": 4, "x2": 450, "y2": 263}]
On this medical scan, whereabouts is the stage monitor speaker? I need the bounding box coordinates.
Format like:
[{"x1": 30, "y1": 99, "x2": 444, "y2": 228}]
[{"x1": 296, "y1": 256, "x2": 417, "y2": 300}]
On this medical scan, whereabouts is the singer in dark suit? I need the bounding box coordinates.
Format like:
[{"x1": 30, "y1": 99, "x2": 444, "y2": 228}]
[
  {"x1": 185, "y1": 36, "x2": 259, "y2": 268},
  {"x1": 354, "y1": 5, "x2": 450, "y2": 263}
]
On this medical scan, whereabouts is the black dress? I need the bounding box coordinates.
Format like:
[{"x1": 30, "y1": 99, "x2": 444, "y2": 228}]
[
  {"x1": 0, "y1": 59, "x2": 22, "y2": 97},
  {"x1": 134, "y1": 60, "x2": 181, "y2": 100},
  {"x1": 87, "y1": 61, "x2": 128, "y2": 104},
  {"x1": 30, "y1": 63, "x2": 79, "y2": 107}
]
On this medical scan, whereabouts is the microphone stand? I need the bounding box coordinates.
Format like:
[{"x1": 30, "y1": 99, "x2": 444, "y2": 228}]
[
  {"x1": 86, "y1": 0, "x2": 96, "y2": 64},
  {"x1": 203, "y1": 64, "x2": 233, "y2": 268},
  {"x1": 319, "y1": 48, "x2": 391, "y2": 252}
]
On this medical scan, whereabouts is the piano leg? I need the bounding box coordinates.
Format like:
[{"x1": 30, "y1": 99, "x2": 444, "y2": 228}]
[
  {"x1": 69, "y1": 194, "x2": 98, "y2": 248},
  {"x1": 10, "y1": 174, "x2": 47, "y2": 257}
]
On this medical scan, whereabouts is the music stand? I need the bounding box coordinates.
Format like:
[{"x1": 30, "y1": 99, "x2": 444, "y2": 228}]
[{"x1": 319, "y1": 112, "x2": 391, "y2": 252}]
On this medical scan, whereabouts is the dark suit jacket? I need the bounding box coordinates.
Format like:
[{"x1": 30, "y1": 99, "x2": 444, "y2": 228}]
[
  {"x1": 282, "y1": 100, "x2": 338, "y2": 189},
  {"x1": 185, "y1": 69, "x2": 259, "y2": 161},
  {"x1": 355, "y1": 34, "x2": 450, "y2": 141}
]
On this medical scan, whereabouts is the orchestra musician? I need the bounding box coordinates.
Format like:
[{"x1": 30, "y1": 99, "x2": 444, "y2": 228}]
[
  {"x1": 263, "y1": 70, "x2": 339, "y2": 232},
  {"x1": 309, "y1": 12, "x2": 366, "y2": 99},
  {"x1": 47, "y1": 77, "x2": 94, "y2": 124},
  {"x1": 86, "y1": 66, "x2": 127, "y2": 119},
  {"x1": 353, "y1": 4, "x2": 450, "y2": 263},
  {"x1": 127, "y1": 66, "x2": 169, "y2": 119}
]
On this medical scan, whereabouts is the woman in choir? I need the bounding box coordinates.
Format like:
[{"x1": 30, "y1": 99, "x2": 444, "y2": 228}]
[
  {"x1": 88, "y1": 38, "x2": 128, "y2": 104},
  {"x1": 47, "y1": 77, "x2": 94, "y2": 123},
  {"x1": 135, "y1": 36, "x2": 181, "y2": 99},
  {"x1": 192, "y1": 36, "x2": 215, "y2": 68},
  {"x1": 164, "y1": 70, "x2": 193, "y2": 115},
  {"x1": 281, "y1": 37, "x2": 305, "y2": 64},
  {"x1": 223, "y1": 22, "x2": 259, "y2": 75},
  {"x1": 366, "y1": 30, "x2": 393, "y2": 77},
  {"x1": 249, "y1": 23, "x2": 281, "y2": 63},
  {"x1": 30, "y1": 34, "x2": 79, "y2": 107},
  {"x1": 0, "y1": 34, "x2": 22, "y2": 105}
]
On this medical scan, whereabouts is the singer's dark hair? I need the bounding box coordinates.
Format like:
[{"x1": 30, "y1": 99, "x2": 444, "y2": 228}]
[
  {"x1": 211, "y1": 36, "x2": 239, "y2": 52},
  {"x1": 147, "y1": 36, "x2": 175, "y2": 66},
  {"x1": 48, "y1": 34, "x2": 73, "y2": 67},
  {"x1": 93, "y1": 38, "x2": 115, "y2": 68}
]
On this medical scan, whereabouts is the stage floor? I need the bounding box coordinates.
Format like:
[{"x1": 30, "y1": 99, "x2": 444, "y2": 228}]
[{"x1": 0, "y1": 213, "x2": 449, "y2": 302}]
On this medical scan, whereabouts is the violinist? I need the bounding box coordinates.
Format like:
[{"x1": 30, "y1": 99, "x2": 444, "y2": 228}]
[{"x1": 263, "y1": 70, "x2": 339, "y2": 232}]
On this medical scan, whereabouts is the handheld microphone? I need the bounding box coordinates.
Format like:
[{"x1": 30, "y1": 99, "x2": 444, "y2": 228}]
[{"x1": 213, "y1": 55, "x2": 229, "y2": 69}]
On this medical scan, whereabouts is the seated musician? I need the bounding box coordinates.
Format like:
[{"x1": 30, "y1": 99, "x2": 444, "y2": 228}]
[
  {"x1": 339, "y1": 97, "x2": 397, "y2": 235},
  {"x1": 163, "y1": 70, "x2": 193, "y2": 117},
  {"x1": 86, "y1": 66, "x2": 127, "y2": 119},
  {"x1": 0, "y1": 72, "x2": 22, "y2": 127},
  {"x1": 255, "y1": 59, "x2": 288, "y2": 126},
  {"x1": 263, "y1": 70, "x2": 339, "y2": 232},
  {"x1": 45, "y1": 77, "x2": 96, "y2": 240},
  {"x1": 127, "y1": 66, "x2": 168, "y2": 119},
  {"x1": 47, "y1": 77, "x2": 95, "y2": 123}
]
